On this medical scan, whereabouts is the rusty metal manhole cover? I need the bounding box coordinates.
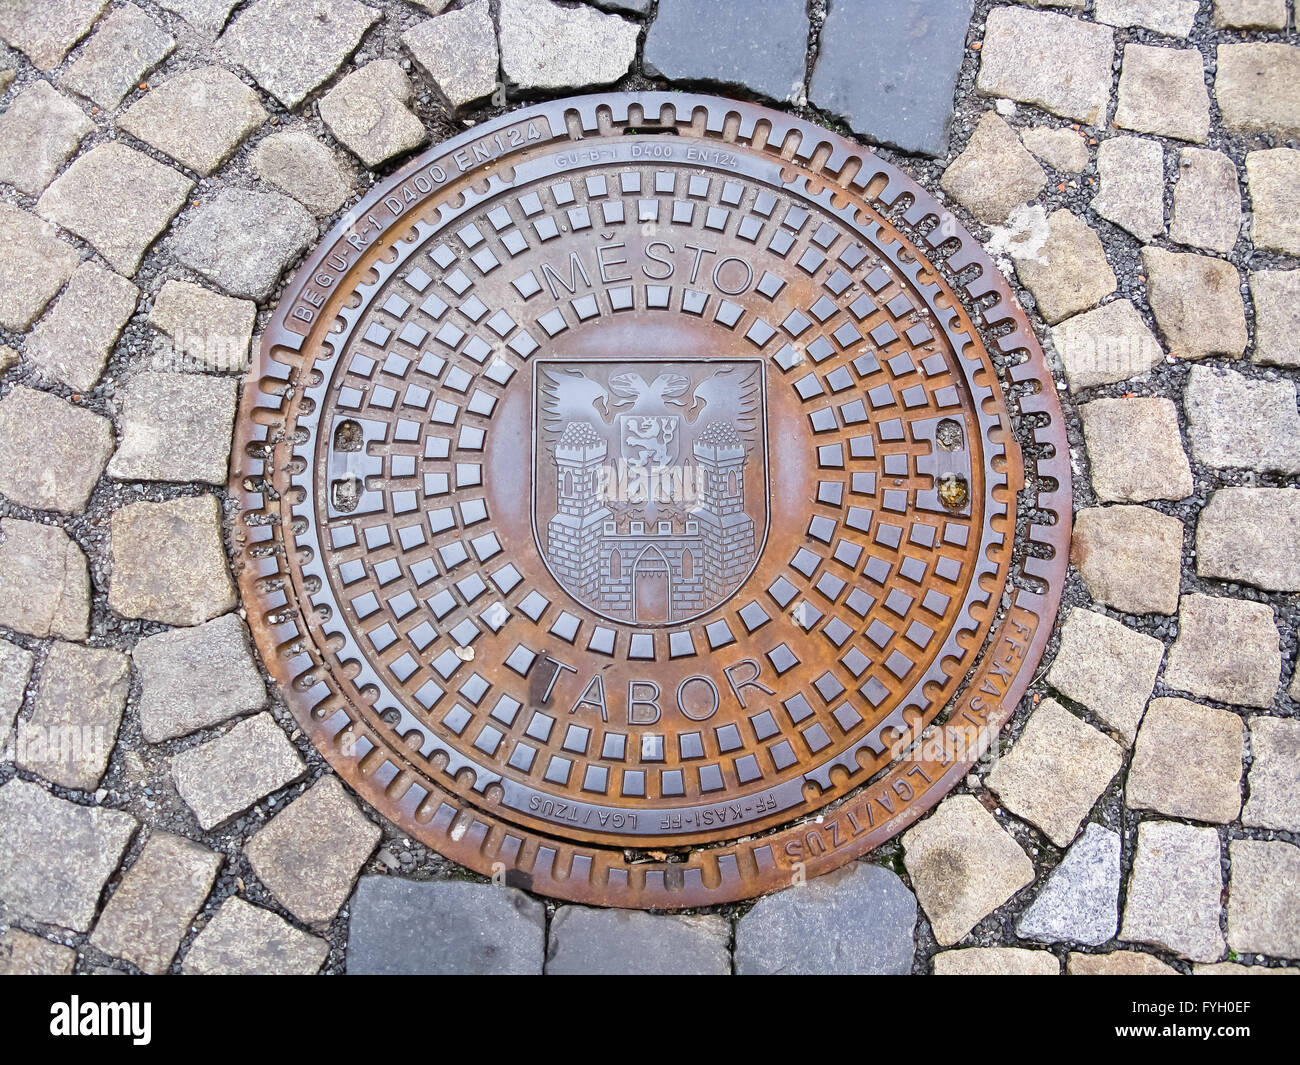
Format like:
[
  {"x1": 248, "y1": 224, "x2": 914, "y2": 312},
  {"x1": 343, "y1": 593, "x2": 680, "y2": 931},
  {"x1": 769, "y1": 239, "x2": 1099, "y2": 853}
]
[{"x1": 232, "y1": 93, "x2": 1071, "y2": 907}]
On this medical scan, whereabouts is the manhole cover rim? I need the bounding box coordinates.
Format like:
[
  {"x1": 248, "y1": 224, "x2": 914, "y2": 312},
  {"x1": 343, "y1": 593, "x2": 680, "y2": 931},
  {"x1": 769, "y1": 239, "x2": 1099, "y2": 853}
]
[{"x1": 231, "y1": 91, "x2": 1072, "y2": 907}]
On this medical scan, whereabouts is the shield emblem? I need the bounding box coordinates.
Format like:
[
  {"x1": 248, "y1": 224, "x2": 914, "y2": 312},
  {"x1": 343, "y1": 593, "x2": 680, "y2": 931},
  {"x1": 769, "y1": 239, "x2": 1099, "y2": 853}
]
[
  {"x1": 532, "y1": 357, "x2": 768, "y2": 626},
  {"x1": 618, "y1": 413, "x2": 681, "y2": 470}
]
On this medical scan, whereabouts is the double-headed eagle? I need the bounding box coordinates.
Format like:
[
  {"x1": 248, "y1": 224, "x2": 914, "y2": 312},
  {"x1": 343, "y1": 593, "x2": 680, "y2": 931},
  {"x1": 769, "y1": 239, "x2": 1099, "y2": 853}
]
[{"x1": 539, "y1": 364, "x2": 762, "y2": 433}]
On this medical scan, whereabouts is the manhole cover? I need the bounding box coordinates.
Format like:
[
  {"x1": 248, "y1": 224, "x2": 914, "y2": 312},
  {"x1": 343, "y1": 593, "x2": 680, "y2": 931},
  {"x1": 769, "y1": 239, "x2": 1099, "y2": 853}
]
[{"x1": 232, "y1": 93, "x2": 1071, "y2": 907}]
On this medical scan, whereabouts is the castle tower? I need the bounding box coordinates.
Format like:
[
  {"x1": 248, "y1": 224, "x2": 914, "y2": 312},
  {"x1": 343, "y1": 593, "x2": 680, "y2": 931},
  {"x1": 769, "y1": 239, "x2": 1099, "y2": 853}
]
[
  {"x1": 546, "y1": 422, "x2": 610, "y2": 599},
  {"x1": 693, "y1": 421, "x2": 755, "y2": 597}
]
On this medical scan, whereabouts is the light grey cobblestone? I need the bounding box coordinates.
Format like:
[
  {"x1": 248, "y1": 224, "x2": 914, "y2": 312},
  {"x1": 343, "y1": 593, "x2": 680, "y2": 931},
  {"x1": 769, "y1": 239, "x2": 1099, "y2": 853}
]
[
  {"x1": 504, "y1": 0, "x2": 639, "y2": 92},
  {"x1": 0, "y1": 778, "x2": 137, "y2": 932},
  {"x1": 15, "y1": 641, "x2": 128, "y2": 792},
  {"x1": 108, "y1": 494, "x2": 236, "y2": 626},
  {"x1": 0, "y1": 518, "x2": 90, "y2": 641},
  {"x1": 903, "y1": 794, "x2": 1033, "y2": 946},
  {"x1": 1093, "y1": 136, "x2": 1165, "y2": 243},
  {"x1": 0, "y1": 638, "x2": 34, "y2": 746},
  {"x1": 1096, "y1": 0, "x2": 1197, "y2": 37},
  {"x1": 220, "y1": 0, "x2": 380, "y2": 109},
  {"x1": 38, "y1": 143, "x2": 193, "y2": 276},
  {"x1": 245, "y1": 776, "x2": 381, "y2": 926},
  {"x1": 1169, "y1": 147, "x2": 1242, "y2": 255},
  {"x1": 173, "y1": 189, "x2": 316, "y2": 302},
  {"x1": 1020, "y1": 126, "x2": 1088, "y2": 173},
  {"x1": 987, "y1": 697, "x2": 1124, "y2": 847},
  {"x1": 1195, "y1": 961, "x2": 1300, "y2": 975},
  {"x1": 1122, "y1": 820, "x2": 1224, "y2": 963},
  {"x1": 172, "y1": 712, "x2": 306, "y2": 830},
  {"x1": 320, "y1": 60, "x2": 427, "y2": 168},
  {"x1": 1163, "y1": 593, "x2": 1280, "y2": 709},
  {"x1": 1080, "y1": 397, "x2": 1193, "y2": 503},
  {"x1": 118, "y1": 66, "x2": 268, "y2": 177},
  {"x1": 1185, "y1": 366, "x2": 1300, "y2": 474},
  {"x1": 1251, "y1": 269, "x2": 1300, "y2": 369},
  {"x1": 24, "y1": 262, "x2": 139, "y2": 393},
  {"x1": 133, "y1": 612, "x2": 267, "y2": 744},
  {"x1": 1070, "y1": 950, "x2": 1179, "y2": 975},
  {"x1": 149, "y1": 279, "x2": 256, "y2": 373},
  {"x1": 0, "y1": 928, "x2": 76, "y2": 975},
  {"x1": 1051, "y1": 300, "x2": 1164, "y2": 394},
  {"x1": 976, "y1": 7, "x2": 1114, "y2": 125},
  {"x1": 940, "y1": 111, "x2": 1046, "y2": 225},
  {"x1": 107, "y1": 371, "x2": 239, "y2": 485},
  {"x1": 1016, "y1": 823, "x2": 1120, "y2": 946},
  {"x1": 158, "y1": 0, "x2": 241, "y2": 37},
  {"x1": 1012, "y1": 209, "x2": 1115, "y2": 325},
  {"x1": 1115, "y1": 43, "x2": 1210, "y2": 143},
  {"x1": 1227, "y1": 840, "x2": 1300, "y2": 960},
  {"x1": 1214, "y1": 0, "x2": 1289, "y2": 30},
  {"x1": 402, "y1": 0, "x2": 498, "y2": 113},
  {"x1": 1143, "y1": 247, "x2": 1248, "y2": 361},
  {"x1": 1196, "y1": 488, "x2": 1300, "y2": 592},
  {"x1": 1243, "y1": 717, "x2": 1300, "y2": 833},
  {"x1": 0, "y1": 81, "x2": 93, "y2": 196},
  {"x1": 0, "y1": 0, "x2": 107, "y2": 72},
  {"x1": 0, "y1": 385, "x2": 114, "y2": 514},
  {"x1": 89, "y1": 830, "x2": 221, "y2": 974},
  {"x1": 58, "y1": 2, "x2": 174, "y2": 111},
  {"x1": 1215, "y1": 43, "x2": 1300, "y2": 140},
  {"x1": 0, "y1": 205, "x2": 81, "y2": 332},
  {"x1": 1245, "y1": 149, "x2": 1300, "y2": 257},
  {"x1": 933, "y1": 947, "x2": 1058, "y2": 975},
  {"x1": 250, "y1": 130, "x2": 353, "y2": 217},
  {"x1": 183, "y1": 896, "x2": 328, "y2": 975},
  {"x1": 1046, "y1": 606, "x2": 1165, "y2": 743},
  {"x1": 1126, "y1": 698, "x2": 1244, "y2": 824}
]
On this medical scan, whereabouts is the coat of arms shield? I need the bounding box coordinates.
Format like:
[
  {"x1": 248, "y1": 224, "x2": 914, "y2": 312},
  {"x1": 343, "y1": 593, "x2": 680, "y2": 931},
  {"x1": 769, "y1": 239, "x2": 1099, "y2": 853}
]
[{"x1": 532, "y1": 357, "x2": 768, "y2": 625}]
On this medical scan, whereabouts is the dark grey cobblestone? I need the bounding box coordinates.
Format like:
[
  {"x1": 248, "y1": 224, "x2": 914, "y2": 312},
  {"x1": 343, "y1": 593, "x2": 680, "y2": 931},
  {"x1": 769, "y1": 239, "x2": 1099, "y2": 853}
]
[
  {"x1": 812, "y1": 0, "x2": 973, "y2": 157},
  {"x1": 735, "y1": 861, "x2": 915, "y2": 975},
  {"x1": 644, "y1": 0, "x2": 808, "y2": 103},
  {"x1": 347, "y1": 876, "x2": 544, "y2": 975},
  {"x1": 547, "y1": 905, "x2": 730, "y2": 975}
]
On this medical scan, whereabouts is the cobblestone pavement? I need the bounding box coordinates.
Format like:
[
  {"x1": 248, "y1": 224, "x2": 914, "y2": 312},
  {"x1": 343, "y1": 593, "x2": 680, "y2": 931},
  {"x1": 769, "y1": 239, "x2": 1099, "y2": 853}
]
[{"x1": 1, "y1": 0, "x2": 1298, "y2": 976}]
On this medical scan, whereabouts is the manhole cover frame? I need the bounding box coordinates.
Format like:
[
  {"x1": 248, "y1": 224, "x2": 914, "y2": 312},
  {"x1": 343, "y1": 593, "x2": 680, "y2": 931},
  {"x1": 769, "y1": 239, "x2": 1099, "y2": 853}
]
[{"x1": 231, "y1": 92, "x2": 1071, "y2": 908}]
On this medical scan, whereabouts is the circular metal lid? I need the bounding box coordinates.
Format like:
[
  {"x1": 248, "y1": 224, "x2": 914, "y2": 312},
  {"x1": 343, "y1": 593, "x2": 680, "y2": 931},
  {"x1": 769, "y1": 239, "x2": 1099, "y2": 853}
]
[{"x1": 231, "y1": 93, "x2": 1071, "y2": 907}]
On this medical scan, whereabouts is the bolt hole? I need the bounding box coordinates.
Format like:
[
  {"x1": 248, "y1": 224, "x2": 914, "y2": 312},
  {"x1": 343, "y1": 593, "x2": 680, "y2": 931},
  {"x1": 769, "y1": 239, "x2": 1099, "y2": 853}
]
[
  {"x1": 938, "y1": 474, "x2": 969, "y2": 511},
  {"x1": 936, "y1": 418, "x2": 964, "y2": 450},
  {"x1": 331, "y1": 476, "x2": 361, "y2": 513},
  {"x1": 333, "y1": 418, "x2": 364, "y2": 452}
]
